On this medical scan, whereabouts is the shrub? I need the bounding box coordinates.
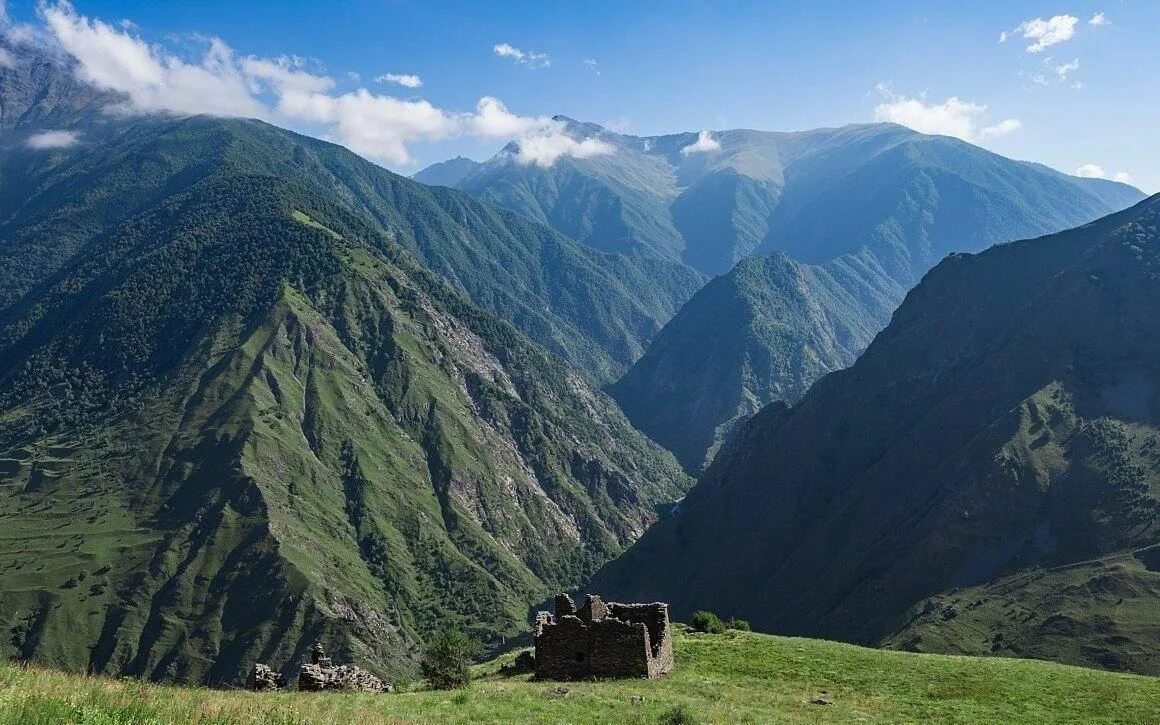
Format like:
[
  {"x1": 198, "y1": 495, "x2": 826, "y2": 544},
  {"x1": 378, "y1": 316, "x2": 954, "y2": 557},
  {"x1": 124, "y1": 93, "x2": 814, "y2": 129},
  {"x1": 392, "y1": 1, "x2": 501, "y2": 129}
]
[
  {"x1": 658, "y1": 704, "x2": 701, "y2": 725},
  {"x1": 690, "y1": 611, "x2": 725, "y2": 634},
  {"x1": 725, "y1": 618, "x2": 751, "y2": 631},
  {"x1": 421, "y1": 630, "x2": 479, "y2": 690}
]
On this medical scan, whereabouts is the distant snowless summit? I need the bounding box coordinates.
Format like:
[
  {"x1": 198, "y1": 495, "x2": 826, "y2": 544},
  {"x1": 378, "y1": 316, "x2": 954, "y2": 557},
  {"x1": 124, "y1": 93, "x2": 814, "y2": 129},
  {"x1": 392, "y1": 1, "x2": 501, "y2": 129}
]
[
  {"x1": 420, "y1": 117, "x2": 1142, "y2": 278},
  {"x1": 411, "y1": 155, "x2": 481, "y2": 187},
  {"x1": 420, "y1": 116, "x2": 1145, "y2": 471}
]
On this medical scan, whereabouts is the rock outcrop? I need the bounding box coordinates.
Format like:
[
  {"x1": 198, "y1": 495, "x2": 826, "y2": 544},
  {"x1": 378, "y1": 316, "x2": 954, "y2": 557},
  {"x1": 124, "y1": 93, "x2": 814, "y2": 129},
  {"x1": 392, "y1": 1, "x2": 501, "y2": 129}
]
[
  {"x1": 247, "y1": 663, "x2": 286, "y2": 691},
  {"x1": 296, "y1": 644, "x2": 394, "y2": 693}
]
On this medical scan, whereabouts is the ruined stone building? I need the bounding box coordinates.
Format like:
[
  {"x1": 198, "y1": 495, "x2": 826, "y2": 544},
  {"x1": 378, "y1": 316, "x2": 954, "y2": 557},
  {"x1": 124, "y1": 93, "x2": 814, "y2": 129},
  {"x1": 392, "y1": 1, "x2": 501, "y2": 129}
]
[
  {"x1": 248, "y1": 644, "x2": 392, "y2": 693},
  {"x1": 533, "y1": 594, "x2": 674, "y2": 680}
]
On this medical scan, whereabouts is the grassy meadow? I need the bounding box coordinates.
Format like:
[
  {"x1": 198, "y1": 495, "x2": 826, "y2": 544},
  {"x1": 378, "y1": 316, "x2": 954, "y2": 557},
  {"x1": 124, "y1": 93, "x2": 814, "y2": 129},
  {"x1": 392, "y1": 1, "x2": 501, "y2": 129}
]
[{"x1": 1, "y1": 628, "x2": 1157, "y2": 724}]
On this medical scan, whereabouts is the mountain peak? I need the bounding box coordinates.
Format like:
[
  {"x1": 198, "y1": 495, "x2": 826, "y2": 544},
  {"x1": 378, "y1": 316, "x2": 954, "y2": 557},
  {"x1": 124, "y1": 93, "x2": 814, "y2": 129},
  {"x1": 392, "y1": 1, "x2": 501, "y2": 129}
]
[
  {"x1": 411, "y1": 155, "x2": 482, "y2": 187},
  {"x1": 593, "y1": 197, "x2": 1160, "y2": 675}
]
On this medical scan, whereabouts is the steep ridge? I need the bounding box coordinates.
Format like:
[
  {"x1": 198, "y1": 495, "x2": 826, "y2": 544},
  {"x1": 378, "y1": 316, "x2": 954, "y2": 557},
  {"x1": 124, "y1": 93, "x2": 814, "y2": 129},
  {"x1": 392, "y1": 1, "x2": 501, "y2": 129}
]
[
  {"x1": 590, "y1": 196, "x2": 1160, "y2": 674},
  {"x1": 0, "y1": 118, "x2": 691, "y2": 685},
  {"x1": 0, "y1": 49, "x2": 704, "y2": 384},
  {"x1": 457, "y1": 119, "x2": 1142, "y2": 278},
  {"x1": 0, "y1": 39, "x2": 115, "y2": 135},
  {"x1": 609, "y1": 252, "x2": 895, "y2": 470},
  {"x1": 412, "y1": 156, "x2": 481, "y2": 187},
  {"x1": 458, "y1": 118, "x2": 1143, "y2": 470}
]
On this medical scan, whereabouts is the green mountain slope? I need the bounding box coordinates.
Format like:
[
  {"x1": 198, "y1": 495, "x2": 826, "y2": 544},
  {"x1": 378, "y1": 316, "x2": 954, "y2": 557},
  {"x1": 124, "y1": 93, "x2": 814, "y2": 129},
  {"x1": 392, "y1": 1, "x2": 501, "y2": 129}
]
[
  {"x1": 412, "y1": 156, "x2": 481, "y2": 187},
  {"x1": 457, "y1": 119, "x2": 1143, "y2": 278},
  {"x1": 0, "y1": 113, "x2": 691, "y2": 685},
  {"x1": 0, "y1": 50, "x2": 703, "y2": 385},
  {"x1": 590, "y1": 196, "x2": 1160, "y2": 675},
  {"x1": 610, "y1": 252, "x2": 897, "y2": 470},
  {"x1": 459, "y1": 118, "x2": 1143, "y2": 471}
]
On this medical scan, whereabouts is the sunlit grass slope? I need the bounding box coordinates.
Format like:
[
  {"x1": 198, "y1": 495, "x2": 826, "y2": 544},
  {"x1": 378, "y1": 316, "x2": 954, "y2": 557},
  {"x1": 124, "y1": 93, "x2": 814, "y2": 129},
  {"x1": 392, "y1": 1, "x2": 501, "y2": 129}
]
[{"x1": 1, "y1": 629, "x2": 1156, "y2": 724}]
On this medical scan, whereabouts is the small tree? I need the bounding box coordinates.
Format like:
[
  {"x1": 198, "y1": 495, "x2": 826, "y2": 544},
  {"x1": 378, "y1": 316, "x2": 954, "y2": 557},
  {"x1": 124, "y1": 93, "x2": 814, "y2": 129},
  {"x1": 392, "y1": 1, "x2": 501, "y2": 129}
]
[
  {"x1": 690, "y1": 610, "x2": 725, "y2": 634},
  {"x1": 421, "y1": 630, "x2": 479, "y2": 690},
  {"x1": 725, "y1": 618, "x2": 751, "y2": 631}
]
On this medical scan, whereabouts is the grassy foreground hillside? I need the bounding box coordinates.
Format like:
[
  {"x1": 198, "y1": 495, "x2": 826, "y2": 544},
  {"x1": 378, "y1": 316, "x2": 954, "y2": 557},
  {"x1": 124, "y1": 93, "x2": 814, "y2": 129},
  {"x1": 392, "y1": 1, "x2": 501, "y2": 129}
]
[{"x1": 1, "y1": 630, "x2": 1157, "y2": 724}]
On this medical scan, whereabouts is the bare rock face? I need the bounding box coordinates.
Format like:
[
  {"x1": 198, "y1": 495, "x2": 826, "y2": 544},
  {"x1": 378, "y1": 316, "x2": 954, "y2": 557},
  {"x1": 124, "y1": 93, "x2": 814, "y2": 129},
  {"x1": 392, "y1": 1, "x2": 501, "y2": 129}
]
[
  {"x1": 297, "y1": 644, "x2": 393, "y2": 693},
  {"x1": 247, "y1": 663, "x2": 287, "y2": 691}
]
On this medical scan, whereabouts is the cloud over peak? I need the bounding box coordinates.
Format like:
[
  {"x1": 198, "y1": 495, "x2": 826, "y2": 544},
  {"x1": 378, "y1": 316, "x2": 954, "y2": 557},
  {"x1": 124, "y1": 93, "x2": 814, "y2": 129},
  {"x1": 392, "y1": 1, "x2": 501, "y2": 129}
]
[
  {"x1": 1075, "y1": 164, "x2": 1134, "y2": 185},
  {"x1": 29, "y1": 3, "x2": 600, "y2": 167},
  {"x1": 474, "y1": 96, "x2": 613, "y2": 166},
  {"x1": 680, "y1": 130, "x2": 721, "y2": 155},
  {"x1": 43, "y1": 3, "x2": 265, "y2": 117},
  {"x1": 872, "y1": 84, "x2": 1020, "y2": 143}
]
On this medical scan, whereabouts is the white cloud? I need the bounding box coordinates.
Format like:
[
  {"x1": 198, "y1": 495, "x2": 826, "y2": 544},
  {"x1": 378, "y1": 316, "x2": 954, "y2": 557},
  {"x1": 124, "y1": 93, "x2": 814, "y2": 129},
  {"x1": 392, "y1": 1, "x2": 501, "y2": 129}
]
[
  {"x1": 276, "y1": 87, "x2": 460, "y2": 164},
  {"x1": 376, "y1": 72, "x2": 422, "y2": 89},
  {"x1": 469, "y1": 96, "x2": 613, "y2": 166},
  {"x1": 493, "y1": 42, "x2": 550, "y2": 68},
  {"x1": 511, "y1": 133, "x2": 613, "y2": 166},
  {"x1": 1014, "y1": 15, "x2": 1079, "y2": 53},
  {"x1": 680, "y1": 130, "x2": 721, "y2": 155},
  {"x1": 1055, "y1": 58, "x2": 1080, "y2": 80},
  {"x1": 1089, "y1": 12, "x2": 1111, "y2": 27},
  {"x1": 469, "y1": 95, "x2": 540, "y2": 138},
  {"x1": 999, "y1": 31, "x2": 1008, "y2": 43},
  {"x1": 42, "y1": 3, "x2": 265, "y2": 117},
  {"x1": 1075, "y1": 166, "x2": 1133, "y2": 184},
  {"x1": 241, "y1": 56, "x2": 334, "y2": 95},
  {"x1": 977, "y1": 118, "x2": 1022, "y2": 140},
  {"x1": 873, "y1": 84, "x2": 1020, "y2": 143},
  {"x1": 26, "y1": 129, "x2": 80, "y2": 148},
  {"x1": 32, "y1": 3, "x2": 603, "y2": 167}
]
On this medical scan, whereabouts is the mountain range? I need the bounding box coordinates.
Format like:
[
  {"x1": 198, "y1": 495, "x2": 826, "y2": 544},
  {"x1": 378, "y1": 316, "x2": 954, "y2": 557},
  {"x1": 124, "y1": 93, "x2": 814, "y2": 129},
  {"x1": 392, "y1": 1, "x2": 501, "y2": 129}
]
[
  {"x1": 590, "y1": 194, "x2": 1160, "y2": 674},
  {"x1": 0, "y1": 45, "x2": 692, "y2": 684},
  {"x1": 2, "y1": 32, "x2": 1157, "y2": 690},
  {"x1": 434, "y1": 119, "x2": 1144, "y2": 470}
]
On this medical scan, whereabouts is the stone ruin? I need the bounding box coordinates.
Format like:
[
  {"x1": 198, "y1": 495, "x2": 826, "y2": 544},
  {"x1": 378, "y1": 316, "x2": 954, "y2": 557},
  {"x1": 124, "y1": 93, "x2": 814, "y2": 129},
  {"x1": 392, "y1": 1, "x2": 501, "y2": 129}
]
[
  {"x1": 248, "y1": 643, "x2": 393, "y2": 693},
  {"x1": 533, "y1": 593, "x2": 674, "y2": 680},
  {"x1": 247, "y1": 663, "x2": 286, "y2": 691}
]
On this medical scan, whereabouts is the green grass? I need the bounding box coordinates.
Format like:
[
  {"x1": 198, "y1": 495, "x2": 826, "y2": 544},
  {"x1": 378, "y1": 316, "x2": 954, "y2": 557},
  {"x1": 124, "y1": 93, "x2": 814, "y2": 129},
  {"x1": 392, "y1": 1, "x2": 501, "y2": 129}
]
[
  {"x1": 290, "y1": 209, "x2": 343, "y2": 239},
  {"x1": 1, "y1": 629, "x2": 1156, "y2": 724}
]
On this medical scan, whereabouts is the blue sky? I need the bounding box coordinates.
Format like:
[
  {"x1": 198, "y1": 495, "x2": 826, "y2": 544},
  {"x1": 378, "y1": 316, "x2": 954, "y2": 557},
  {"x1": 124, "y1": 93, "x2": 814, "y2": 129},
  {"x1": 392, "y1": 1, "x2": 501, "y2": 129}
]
[{"x1": 6, "y1": 0, "x2": 1158, "y2": 190}]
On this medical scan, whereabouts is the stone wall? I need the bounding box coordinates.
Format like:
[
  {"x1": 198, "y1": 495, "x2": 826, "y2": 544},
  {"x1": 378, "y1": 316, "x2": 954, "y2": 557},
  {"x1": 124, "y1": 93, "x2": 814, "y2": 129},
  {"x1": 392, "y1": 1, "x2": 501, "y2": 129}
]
[
  {"x1": 533, "y1": 594, "x2": 673, "y2": 680},
  {"x1": 608, "y1": 602, "x2": 674, "y2": 678},
  {"x1": 587, "y1": 616, "x2": 651, "y2": 678},
  {"x1": 534, "y1": 613, "x2": 591, "y2": 680}
]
